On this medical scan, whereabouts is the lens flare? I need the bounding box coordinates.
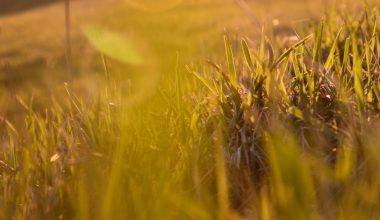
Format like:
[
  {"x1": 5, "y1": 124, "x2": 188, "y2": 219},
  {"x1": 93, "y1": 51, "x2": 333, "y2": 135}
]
[
  {"x1": 125, "y1": 0, "x2": 182, "y2": 13},
  {"x1": 83, "y1": 25, "x2": 160, "y2": 106}
]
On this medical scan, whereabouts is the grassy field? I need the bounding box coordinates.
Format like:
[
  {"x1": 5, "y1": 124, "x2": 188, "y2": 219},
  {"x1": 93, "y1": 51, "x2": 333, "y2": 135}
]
[{"x1": 1, "y1": 0, "x2": 380, "y2": 219}]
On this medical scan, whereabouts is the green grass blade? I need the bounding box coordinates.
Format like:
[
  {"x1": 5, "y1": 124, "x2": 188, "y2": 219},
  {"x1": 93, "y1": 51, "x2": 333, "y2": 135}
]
[
  {"x1": 341, "y1": 37, "x2": 351, "y2": 75},
  {"x1": 352, "y1": 35, "x2": 364, "y2": 112},
  {"x1": 271, "y1": 35, "x2": 312, "y2": 70},
  {"x1": 325, "y1": 29, "x2": 342, "y2": 71},
  {"x1": 224, "y1": 36, "x2": 237, "y2": 86},
  {"x1": 189, "y1": 69, "x2": 217, "y2": 96},
  {"x1": 241, "y1": 39, "x2": 255, "y2": 71},
  {"x1": 313, "y1": 21, "x2": 324, "y2": 63}
]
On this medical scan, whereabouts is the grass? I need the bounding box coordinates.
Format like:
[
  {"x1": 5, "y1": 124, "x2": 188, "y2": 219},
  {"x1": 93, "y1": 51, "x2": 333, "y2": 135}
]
[
  {"x1": 190, "y1": 4, "x2": 380, "y2": 219},
  {"x1": 1, "y1": 0, "x2": 380, "y2": 219}
]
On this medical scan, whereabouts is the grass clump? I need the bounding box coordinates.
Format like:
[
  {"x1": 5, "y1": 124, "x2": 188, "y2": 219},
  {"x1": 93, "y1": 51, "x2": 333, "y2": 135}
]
[{"x1": 191, "y1": 6, "x2": 380, "y2": 218}]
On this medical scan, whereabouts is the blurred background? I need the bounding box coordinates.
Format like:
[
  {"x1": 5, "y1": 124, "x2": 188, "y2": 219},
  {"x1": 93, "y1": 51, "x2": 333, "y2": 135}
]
[{"x1": 0, "y1": 0, "x2": 374, "y2": 121}]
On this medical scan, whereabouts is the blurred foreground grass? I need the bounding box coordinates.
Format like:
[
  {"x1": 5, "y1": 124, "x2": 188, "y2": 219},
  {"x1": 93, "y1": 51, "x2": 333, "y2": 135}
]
[{"x1": 1, "y1": 0, "x2": 380, "y2": 219}]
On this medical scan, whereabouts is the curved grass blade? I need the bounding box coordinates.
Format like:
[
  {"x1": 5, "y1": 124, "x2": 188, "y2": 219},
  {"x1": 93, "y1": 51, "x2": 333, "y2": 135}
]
[
  {"x1": 325, "y1": 29, "x2": 342, "y2": 71},
  {"x1": 271, "y1": 34, "x2": 312, "y2": 70},
  {"x1": 188, "y1": 67, "x2": 217, "y2": 96},
  {"x1": 224, "y1": 36, "x2": 237, "y2": 86},
  {"x1": 241, "y1": 39, "x2": 254, "y2": 71},
  {"x1": 313, "y1": 21, "x2": 324, "y2": 63}
]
